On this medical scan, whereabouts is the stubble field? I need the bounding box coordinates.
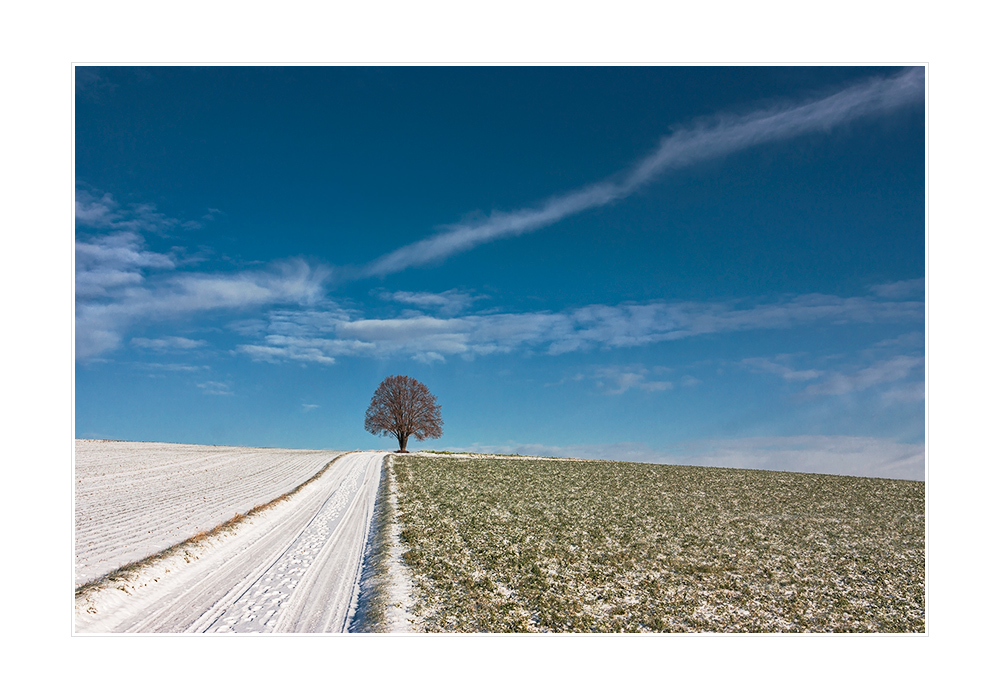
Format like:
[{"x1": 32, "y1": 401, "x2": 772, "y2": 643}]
[{"x1": 393, "y1": 454, "x2": 925, "y2": 633}]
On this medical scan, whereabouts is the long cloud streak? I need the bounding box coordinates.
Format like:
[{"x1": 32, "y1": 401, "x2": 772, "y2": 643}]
[
  {"x1": 362, "y1": 68, "x2": 924, "y2": 278},
  {"x1": 235, "y1": 287, "x2": 924, "y2": 365}
]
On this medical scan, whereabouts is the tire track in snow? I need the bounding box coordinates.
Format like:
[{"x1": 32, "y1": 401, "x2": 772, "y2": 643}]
[{"x1": 205, "y1": 454, "x2": 374, "y2": 632}]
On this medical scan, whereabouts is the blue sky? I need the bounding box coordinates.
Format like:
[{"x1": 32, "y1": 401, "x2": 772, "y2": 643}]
[{"x1": 74, "y1": 66, "x2": 925, "y2": 479}]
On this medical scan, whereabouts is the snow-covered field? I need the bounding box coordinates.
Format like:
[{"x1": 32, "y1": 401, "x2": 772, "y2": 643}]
[
  {"x1": 75, "y1": 440, "x2": 344, "y2": 586},
  {"x1": 75, "y1": 450, "x2": 385, "y2": 633}
]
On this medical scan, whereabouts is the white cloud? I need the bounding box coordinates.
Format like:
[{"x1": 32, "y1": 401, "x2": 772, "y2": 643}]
[
  {"x1": 803, "y1": 355, "x2": 923, "y2": 396},
  {"x1": 236, "y1": 288, "x2": 923, "y2": 365},
  {"x1": 75, "y1": 190, "x2": 327, "y2": 361},
  {"x1": 302, "y1": 403, "x2": 320, "y2": 411},
  {"x1": 77, "y1": 254, "x2": 330, "y2": 360},
  {"x1": 135, "y1": 362, "x2": 208, "y2": 372},
  {"x1": 741, "y1": 356, "x2": 823, "y2": 381},
  {"x1": 739, "y1": 349, "x2": 925, "y2": 401},
  {"x1": 75, "y1": 187, "x2": 205, "y2": 235},
  {"x1": 197, "y1": 381, "x2": 233, "y2": 396},
  {"x1": 228, "y1": 318, "x2": 270, "y2": 336},
  {"x1": 76, "y1": 231, "x2": 175, "y2": 299},
  {"x1": 360, "y1": 69, "x2": 923, "y2": 277},
  {"x1": 872, "y1": 331, "x2": 924, "y2": 350},
  {"x1": 75, "y1": 190, "x2": 124, "y2": 228},
  {"x1": 412, "y1": 351, "x2": 446, "y2": 364},
  {"x1": 235, "y1": 339, "x2": 340, "y2": 365},
  {"x1": 870, "y1": 278, "x2": 924, "y2": 300},
  {"x1": 881, "y1": 382, "x2": 925, "y2": 404},
  {"x1": 590, "y1": 365, "x2": 673, "y2": 395},
  {"x1": 131, "y1": 336, "x2": 207, "y2": 351},
  {"x1": 377, "y1": 289, "x2": 483, "y2": 315}
]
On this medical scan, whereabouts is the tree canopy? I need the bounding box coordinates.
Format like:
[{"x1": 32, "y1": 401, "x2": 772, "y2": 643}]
[{"x1": 364, "y1": 375, "x2": 443, "y2": 452}]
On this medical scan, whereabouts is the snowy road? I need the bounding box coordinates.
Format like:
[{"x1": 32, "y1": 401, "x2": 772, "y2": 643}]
[{"x1": 75, "y1": 452, "x2": 386, "y2": 633}]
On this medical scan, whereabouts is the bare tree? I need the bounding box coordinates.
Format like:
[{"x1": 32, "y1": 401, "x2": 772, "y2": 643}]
[{"x1": 364, "y1": 375, "x2": 443, "y2": 452}]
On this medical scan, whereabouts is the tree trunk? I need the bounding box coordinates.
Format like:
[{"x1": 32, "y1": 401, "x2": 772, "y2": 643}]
[{"x1": 397, "y1": 433, "x2": 409, "y2": 452}]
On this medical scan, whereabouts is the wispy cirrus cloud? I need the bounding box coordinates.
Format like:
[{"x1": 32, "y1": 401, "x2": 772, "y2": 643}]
[
  {"x1": 235, "y1": 288, "x2": 923, "y2": 365},
  {"x1": 360, "y1": 69, "x2": 923, "y2": 278}
]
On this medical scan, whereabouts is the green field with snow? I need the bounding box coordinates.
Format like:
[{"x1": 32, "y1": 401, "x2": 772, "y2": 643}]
[{"x1": 393, "y1": 454, "x2": 924, "y2": 633}]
